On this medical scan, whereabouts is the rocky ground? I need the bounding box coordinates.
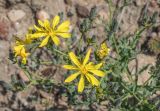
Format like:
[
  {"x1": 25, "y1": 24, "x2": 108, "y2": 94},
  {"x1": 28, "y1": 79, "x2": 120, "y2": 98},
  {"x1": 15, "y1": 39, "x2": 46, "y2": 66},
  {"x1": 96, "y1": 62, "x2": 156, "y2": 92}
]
[{"x1": 0, "y1": 0, "x2": 160, "y2": 110}]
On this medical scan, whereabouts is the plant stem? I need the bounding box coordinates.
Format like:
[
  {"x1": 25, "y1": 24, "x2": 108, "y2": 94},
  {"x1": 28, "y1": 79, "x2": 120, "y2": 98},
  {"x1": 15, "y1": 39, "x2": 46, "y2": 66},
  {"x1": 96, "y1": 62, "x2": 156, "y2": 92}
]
[
  {"x1": 53, "y1": 48, "x2": 68, "y2": 57},
  {"x1": 120, "y1": 82, "x2": 141, "y2": 102}
]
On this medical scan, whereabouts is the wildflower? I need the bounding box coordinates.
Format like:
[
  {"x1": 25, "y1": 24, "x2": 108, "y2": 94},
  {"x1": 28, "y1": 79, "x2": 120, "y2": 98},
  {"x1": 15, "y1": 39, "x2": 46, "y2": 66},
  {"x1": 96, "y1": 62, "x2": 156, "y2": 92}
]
[
  {"x1": 13, "y1": 35, "x2": 32, "y2": 64},
  {"x1": 15, "y1": 35, "x2": 32, "y2": 46},
  {"x1": 30, "y1": 15, "x2": 71, "y2": 47},
  {"x1": 14, "y1": 45, "x2": 30, "y2": 64},
  {"x1": 97, "y1": 42, "x2": 110, "y2": 59},
  {"x1": 63, "y1": 49, "x2": 105, "y2": 93}
]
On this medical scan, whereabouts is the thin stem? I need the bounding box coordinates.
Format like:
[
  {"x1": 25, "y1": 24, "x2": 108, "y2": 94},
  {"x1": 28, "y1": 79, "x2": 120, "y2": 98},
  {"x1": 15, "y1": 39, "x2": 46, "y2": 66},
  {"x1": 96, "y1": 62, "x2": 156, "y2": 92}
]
[
  {"x1": 143, "y1": 74, "x2": 154, "y2": 86},
  {"x1": 40, "y1": 61, "x2": 53, "y2": 65},
  {"x1": 53, "y1": 48, "x2": 68, "y2": 57},
  {"x1": 112, "y1": 34, "x2": 120, "y2": 56},
  {"x1": 126, "y1": 67, "x2": 134, "y2": 83},
  {"x1": 108, "y1": 0, "x2": 113, "y2": 22},
  {"x1": 120, "y1": 82, "x2": 141, "y2": 102}
]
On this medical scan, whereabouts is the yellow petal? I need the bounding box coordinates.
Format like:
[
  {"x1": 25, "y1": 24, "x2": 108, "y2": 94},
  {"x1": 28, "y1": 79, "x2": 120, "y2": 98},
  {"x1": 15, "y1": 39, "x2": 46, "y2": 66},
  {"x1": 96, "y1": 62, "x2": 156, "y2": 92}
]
[
  {"x1": 65, "y1": 72, "x2": 80, "y2": 83},
  {"x1": 44, "y1": 20, "x2": 50, "y2": 30},
  {"x1": 95, "y1": 63, "x2": 103, "y2": 69},
  {"x1": 14, "y1": 45, "x2": 24, "y2": 53},
  {"x1": 57, "y1": 20, "x2": 70, "y2": 32},
  {"x1": 30, "y1": 33, "x2": 47, "y2": 39},
  {"x1": 63, "y1": 65, "x2": 78, "y2": 70},
  {"x1": 85, "y1": 73, "x2": 99, "y2": 86},
  {"x1": 39, "y1": 36, "x2": 50, "y2": 47},
  {"x1": 20, "y1": 47, "x2": 26, "y2": 57},
  {"x1": 34, "y1": 25, "x2": 43, "y2": 31},
  {"x1": 25, "y1": 35, "x2": 32, "y2": 44},
  {"x1": 69, "y1": 52, "x2": 81, "y2": 67},
  {"x1": 38, "y1": 20, "x2": 44, "y2": 27},
  {"x1": 51, "y1": 36, "x2": 60, "y2": 46},
  {"x1": 52, "y1": 15, "x2": 60, "y2": 29},
  {"x1": 56, "y1": 33, "x2": 71, "y2": 38},
  {"x1": 86, "y1": 62, "x2": 95, "y2": 70},
  {"x1": 89, "y1": 70, "x2": 105, "y2": 77},
  {"x1": 78, "y1": 75, "x2": 85, "y2": 93},
  {"x1": 22, "y1": 57, "x2": 27, "y2": 64},
  {"x1": 83, "y1": 48, "x2": 91, "y2": 65},
  {"x1": 87, "y1": 62, "x2": 93, "y2": 66}
]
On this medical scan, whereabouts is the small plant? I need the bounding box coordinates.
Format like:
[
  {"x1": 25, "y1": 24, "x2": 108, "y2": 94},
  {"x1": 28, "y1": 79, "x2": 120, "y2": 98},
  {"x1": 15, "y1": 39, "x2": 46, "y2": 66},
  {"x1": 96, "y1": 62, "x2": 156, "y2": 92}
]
[{"x1": 9, "y1": 0, "x2": 160, "y2": 110}]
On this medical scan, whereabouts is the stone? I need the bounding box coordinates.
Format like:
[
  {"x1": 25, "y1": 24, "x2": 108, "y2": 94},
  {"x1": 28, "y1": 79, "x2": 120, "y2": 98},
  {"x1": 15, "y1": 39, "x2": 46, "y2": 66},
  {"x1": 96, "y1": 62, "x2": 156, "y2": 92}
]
[
  {"x1": 7, "y1": 3, "x2": 35, "y2": 38},
  {"x1": 36, "y1": 10, "x2": 50, "y2": 21},
  {"x1": 128, "y1": 54, "x2": 156, "y2": 85},
  {"x1": 18, "y1": 70, "x2": 30, "y2": 82},
  {"x1": 134, "y1": 0, "x2": 146, "y2": 6},
  {"x1": 150, "y1": 0, "x2": 158, "y2": 8},
  {"x1": 150, "y1": 32, "x2": 157, "y2": 38},
  {"x1": 39, "y1": 90, "x2": 53, "y2": 100},
  {"x1": 0, "y1": 41, "x2": 9, "y2": 59},
  {"x1": 76, "y1": 4, "x2": 89, "y2": 18},
  {"x1": 0, "y1": 20, "x2": 9, "y2": 40},
  {"x1": 98, "y1": 9, "x2": 109, "y2": 21},
  {"x1": 64, "y1": 0, "x2": 73, "y2": 6},
  {"x1": 31, "y1": 0, "x2": 66, "y2": 17},
  {"x1": 7, "y1": 10, "x2": 26, "y2": 22}
]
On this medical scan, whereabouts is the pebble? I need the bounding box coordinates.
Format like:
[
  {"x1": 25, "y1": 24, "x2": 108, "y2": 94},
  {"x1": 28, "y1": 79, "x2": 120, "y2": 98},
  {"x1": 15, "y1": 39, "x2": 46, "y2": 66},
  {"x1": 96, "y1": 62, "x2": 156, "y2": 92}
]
[
  {"x1": 0, "y1": 41, "x2": 10, "y2": 58},
  {"x1": 18, "y1": 70, "x2": 30, "y2": 82},
  {"x1": 39, "y1": 90, "x2": 53, "y2": 100},
  {"x1": 100, "y1": 100, "x2": 109, "y2": 105},
  {"x1": 150, "y1": 32, "x2": 157, "y2": 38},
  {"x1": 32, "y1": 0, "x2": 66, "y2": 17},
  {"x1": 36, "y1": 10, "x2": 50, "y2": 21},
  {"x1": 150, "y1": 0, "x2": 158, "y2": 8},
  {"x1": 128, "y1": 54, "x2": 156, "y2": 85},
  {"x1": 98, "y1": 9, "x2": 108, "y2": 21},
  {"x1": 134, "y1": 0, "x2": 145, "y2": 6},
  {"x1": 7, "y1": 10, "x2": 26, "y2": 22},
  {"x1": 76, "y1": 4, "x2": 89, "y2": 18},
  {"x1": 0, "y1": 20, "x2": 9, "y2": 40},
  {"x1": 64, "y1": 0, "x2": 73, "y2": 6}
]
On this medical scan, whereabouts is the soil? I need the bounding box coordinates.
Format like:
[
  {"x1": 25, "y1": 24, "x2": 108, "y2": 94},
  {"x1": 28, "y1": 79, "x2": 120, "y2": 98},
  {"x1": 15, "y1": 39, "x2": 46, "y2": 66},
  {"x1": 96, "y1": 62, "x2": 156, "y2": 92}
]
[{"x1": 0, "y1": 0, "x2": 160, "y2": 110}]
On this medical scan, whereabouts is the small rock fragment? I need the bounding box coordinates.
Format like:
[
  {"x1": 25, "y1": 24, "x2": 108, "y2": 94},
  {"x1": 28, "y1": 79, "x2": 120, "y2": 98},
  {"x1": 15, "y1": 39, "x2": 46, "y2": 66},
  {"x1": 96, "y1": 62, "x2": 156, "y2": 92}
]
[
  {"x1": 150, "y1": 32, "x2": 157, "y2": 38},
  {"x1": 0, "y1": 41, "x2": 10, "y2": 58},
  {"x1": 18, "y1": 70, "x2": 30, "y2": 82},
  {"x1": 39, "y1": 90, "x2": 53, "y2": 100},
  {"x1": 150, "y1": 0, "x2": 158, "y2": 8},
  {"x1": 0, "y1": 20, "x2": 9, "y2": 40},
  {"x1": 64, "y1": 0, "x2": 73, "y2": 6},
  {"x1": 76, "y1": 4, "x2": 89, "y2": 18},
  {"x1": 134, "y1": 0, "x2": 143, "y2": 6},
  {"x1": 98, "y1": 10, "x2": 108, "y2": 21},
  {"x1": 36, "y1": 10, "x2": 50, "y2": 21},
  {"x1": 7, "y1": 10, "x2": 26, "y2": 22},
  {"x1": 100, "y1": 100, "x2": 109, "y2": 105}
]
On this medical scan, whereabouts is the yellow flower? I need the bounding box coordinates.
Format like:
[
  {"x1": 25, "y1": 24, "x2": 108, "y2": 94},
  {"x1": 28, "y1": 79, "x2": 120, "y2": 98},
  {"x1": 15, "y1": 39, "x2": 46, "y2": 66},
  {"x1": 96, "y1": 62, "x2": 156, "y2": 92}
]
[
  {"x1": 14, "y1": 45, "x2": 30, "y2": 64},
  {"x1": 97, "y1": 43, "x2": 110, "y2": 59},
  {"x1": 63, "y1": 49, "x2": 105, "y2": 93},
  {"x1": 13, "y1": 35, "x2": 31, "y2": 64},
  {"x1": 15, "y1": 35, "x2": 32, "y2": 46},
  {"x1": 30, "y1": 15, "x2": 71, "y2": 47}
]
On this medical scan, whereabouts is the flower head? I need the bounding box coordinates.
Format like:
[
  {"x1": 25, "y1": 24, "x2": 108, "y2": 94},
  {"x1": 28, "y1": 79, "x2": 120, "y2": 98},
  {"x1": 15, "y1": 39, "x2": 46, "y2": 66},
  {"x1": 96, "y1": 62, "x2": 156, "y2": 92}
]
[
  {"x1": 97, "y1": 43, "x2": 110, "y2": 59},
  {"x1": 30, "y1": 15, "x2": 71, "y2": 47},
  {"x1": 63, "y1": 49, "x2": 105, "y2": 93},
  {"x1": 14, "y1": 45, "x2": 30, "y2": 64},
  {"x1": 13, "y1": 36, "x2": 31, "y2": 64},
  {"x1": 15, "y1": 35, "x2": 32, "y2": 46}
]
